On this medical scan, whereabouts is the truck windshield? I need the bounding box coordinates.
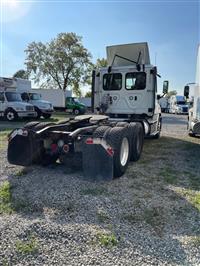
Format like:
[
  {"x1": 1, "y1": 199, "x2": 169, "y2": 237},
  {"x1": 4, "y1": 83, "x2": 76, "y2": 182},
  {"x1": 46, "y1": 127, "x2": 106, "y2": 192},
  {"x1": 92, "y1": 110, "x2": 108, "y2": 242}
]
[
  {"x1": 73, "y1": 98, "x2": 80, "y2": 103},
  {"x1": 177, "y1": 101, "x2": 186, "y2": 105},
  {"x1": 30, "y1": 93, "x2": 41, "y2": 100},
  {"x1": 5, "y1": 92, "x2": 22, "y2": 102}
]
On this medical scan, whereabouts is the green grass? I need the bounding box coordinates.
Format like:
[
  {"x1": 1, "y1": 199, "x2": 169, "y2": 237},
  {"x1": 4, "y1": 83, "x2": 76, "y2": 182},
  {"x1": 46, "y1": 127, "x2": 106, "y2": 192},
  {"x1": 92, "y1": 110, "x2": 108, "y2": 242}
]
[
  {"x1": 159, "y1": 167, "x2": 178, "y2": 184},
  {"x1": 190, "y1": 236, "x2": 200, "y2": 247},
  {"x1": 190, "y1": 194, "x2": 200, "y2": 211},
  {"x1": 97, "y1": 210, "x2": 110, "y2": 223},
  {"x1": 97, "y1": 232, "x2": 118, "y2": 247},
  {"x1": 15, "y1": 168, "x2": 29, "y2": 177},
  {"x1": 0, "y1": 181, "x2": 13, "y2": 214},
  {"x1": 178, "y1": 189, "x2": 200, "y2": 211},
  {"x1": 16, "y1": 236, "x2": 39, "y2": 255},
  {"x1": 0, "y1": 130, "x2": 10, "y2": 150}
]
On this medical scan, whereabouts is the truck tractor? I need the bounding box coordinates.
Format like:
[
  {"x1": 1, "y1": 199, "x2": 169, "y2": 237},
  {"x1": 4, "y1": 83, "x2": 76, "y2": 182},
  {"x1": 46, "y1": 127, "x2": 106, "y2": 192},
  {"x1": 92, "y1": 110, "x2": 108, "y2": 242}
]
[
  {"x1": 0, "y1": 78, "x2": 37, "y2": 121},
  {"x1": 184, "y1": 44, "x2": 200, "y2": 137},
  {"x1": 21, "y1": 92, "x2": 54, "y2": 119},
  {"x1": 66, "y1": 97, "x2": 86, "y2": 115},
  {"x1": 168, "y1": 95, "x2": 189, "y2": 114},
  {"x1": 7, "y1": 43, "x2": 168, "y2": 179}
]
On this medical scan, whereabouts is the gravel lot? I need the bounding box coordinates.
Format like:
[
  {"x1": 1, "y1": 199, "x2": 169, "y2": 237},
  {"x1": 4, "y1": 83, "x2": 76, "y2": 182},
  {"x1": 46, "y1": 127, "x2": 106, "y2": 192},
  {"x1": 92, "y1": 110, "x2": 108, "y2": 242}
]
[{"x1": 0, "y1": 114, "x2": 200, "y2": 266}]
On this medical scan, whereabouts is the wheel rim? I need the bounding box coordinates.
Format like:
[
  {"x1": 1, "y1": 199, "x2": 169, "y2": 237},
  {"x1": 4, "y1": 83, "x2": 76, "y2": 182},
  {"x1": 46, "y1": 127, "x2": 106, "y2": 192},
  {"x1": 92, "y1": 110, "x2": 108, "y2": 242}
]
[
  {"x1": 7, "y1": 112, "x2": 14, "y2": 121},
  {"x1": 120, "y1": 137, "x2": 129, "y2": 166},
  {"x1": 74, "y1": 110, "x2": 79, "y2": 115}
]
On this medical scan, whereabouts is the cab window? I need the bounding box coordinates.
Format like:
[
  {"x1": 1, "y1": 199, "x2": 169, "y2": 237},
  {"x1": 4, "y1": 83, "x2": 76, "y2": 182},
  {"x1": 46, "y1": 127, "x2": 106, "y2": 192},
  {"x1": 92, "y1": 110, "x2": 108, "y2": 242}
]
[
  {"x1": 125, "y1": 72, "x2": 146, "y2": 90},
  {"x1": 0, "y1": 92, "x2": 5, "y2": 102},
  {"x1": 103, "y1": 73, "x2": 122, "y2": 90}
]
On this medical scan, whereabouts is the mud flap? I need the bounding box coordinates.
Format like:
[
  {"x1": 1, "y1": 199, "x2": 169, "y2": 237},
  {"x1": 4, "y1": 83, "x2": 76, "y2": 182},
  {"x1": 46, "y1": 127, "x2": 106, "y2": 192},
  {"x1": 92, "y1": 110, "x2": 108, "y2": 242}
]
[
  {"x1": 82, "y1": 144, "x2": 113, "y2": 181},
  {"x1": 7, "y1": 132, "x2": 41, "y2": 166}
]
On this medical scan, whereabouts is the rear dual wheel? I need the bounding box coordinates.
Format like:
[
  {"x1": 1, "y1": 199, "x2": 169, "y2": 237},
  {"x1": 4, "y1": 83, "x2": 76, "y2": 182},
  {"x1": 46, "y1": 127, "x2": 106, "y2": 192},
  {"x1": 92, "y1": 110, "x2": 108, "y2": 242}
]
[
  {"x1": 104, "y1": 127, "x2": 131, "y2": 178},
  {"x1": 116, "y1": 122, "x2": 144, "y2": 162}
]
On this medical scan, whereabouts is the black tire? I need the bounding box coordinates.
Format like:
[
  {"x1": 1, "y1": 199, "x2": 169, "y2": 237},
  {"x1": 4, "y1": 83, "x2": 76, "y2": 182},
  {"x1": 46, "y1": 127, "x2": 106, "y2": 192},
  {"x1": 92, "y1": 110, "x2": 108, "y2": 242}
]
[
  {"x1": 34, "y1": 122, "x2": 55, "y2": 131},
  {"x1": 116, "y1": 122, "x2": 129, "y2": 127},
  {"x1": 106, "y1": 127, "x2": 130, "y2": 178},
  {"x1": 43, "y1": 113, "x2": 52, "y2": 119},
  {"x1": 4, "y1": 109, "x2": 18, "y2": 121},
  {"x1": 73, "y1": 109, "x2": 80, "y2": 115},
  {"x1": 93, "y1": 126, "x2": 111, "y2": 138},
  {"x1": 24, "y1": 121, "x2": 40, "y2": 129},
  {"x1": 128, "y1": 122, "x2": 144, "y2": 162},
  {"x1": 35, "y1": 107, "x2": 41, "y2": 119},
  {"x1": 189, "y1": 131, "x2": 196, "y2": 137}
]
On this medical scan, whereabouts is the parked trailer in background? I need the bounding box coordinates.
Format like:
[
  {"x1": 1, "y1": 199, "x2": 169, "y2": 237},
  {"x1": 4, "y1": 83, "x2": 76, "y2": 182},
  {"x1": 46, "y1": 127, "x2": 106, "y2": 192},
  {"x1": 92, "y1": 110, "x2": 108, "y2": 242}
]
[
  {"x1": 31, "y1": 88, "x2": 70, "y2": 110},
  {"x1": 185, "y1": 44, "x2": 200, "y2": 137},
  {"x1": 7, "y1": 42, "x2": 168, "y2": 180},
  {"x1": 32, "y1": 88, "x2": 86, "y2": 115},
  {"x1": 168, "y1": 95, "x2": 189, "y2": 114}
]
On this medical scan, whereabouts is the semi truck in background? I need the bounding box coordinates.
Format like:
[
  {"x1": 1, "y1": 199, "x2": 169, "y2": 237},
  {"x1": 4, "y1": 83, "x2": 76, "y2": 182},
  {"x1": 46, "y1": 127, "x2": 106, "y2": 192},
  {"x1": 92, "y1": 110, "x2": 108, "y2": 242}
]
[
  {"x1": 32, "y1": 88, "x2": 86, "y2": 115},
  {"x1": 0, "y1": 78, "x2": 54, "y2": 119},
  {"x1": 158, "y1": 97, "x2": 169, "y2": 113},
  {"x1": 7, "y1": 42, "x2": 169, "y2": 179},
  {"x1": 13, "y1": 79, "x2": 54, "y2": 119},
  {"x1": 168, "y1": 95, "x2": 189, "y2": 114},
  {"x1": 184, "y1": 44, "x2": 200, "y2": 137},
  {"x1": 0, "y1": 77, "x2": 37, "y2": 121}
]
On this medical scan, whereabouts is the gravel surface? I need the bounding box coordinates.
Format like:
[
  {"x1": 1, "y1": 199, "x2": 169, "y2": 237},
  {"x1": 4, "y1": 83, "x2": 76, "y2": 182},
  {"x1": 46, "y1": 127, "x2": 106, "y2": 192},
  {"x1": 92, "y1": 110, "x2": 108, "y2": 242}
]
[{"x1": 0, "y1": 114, "x2": 200, "y2": 266}]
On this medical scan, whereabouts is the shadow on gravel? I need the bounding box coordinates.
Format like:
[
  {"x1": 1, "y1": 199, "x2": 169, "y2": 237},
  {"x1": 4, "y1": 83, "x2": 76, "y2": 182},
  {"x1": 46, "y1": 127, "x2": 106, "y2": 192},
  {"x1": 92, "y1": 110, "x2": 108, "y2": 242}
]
[{"x1": 5, "y1": 135, "x2": 200, "y2": 265}]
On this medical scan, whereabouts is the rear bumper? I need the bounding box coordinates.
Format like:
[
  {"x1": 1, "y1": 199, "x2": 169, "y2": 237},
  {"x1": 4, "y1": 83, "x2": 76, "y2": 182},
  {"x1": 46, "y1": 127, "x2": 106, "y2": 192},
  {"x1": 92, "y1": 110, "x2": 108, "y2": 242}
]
[{"x1": 18, "y1": 111, "x2": 37, "y2": 118}]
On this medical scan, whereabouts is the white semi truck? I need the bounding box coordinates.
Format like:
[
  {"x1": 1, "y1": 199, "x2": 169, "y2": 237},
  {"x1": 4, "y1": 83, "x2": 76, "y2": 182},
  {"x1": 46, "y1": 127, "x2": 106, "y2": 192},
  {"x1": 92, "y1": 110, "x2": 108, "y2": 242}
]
[
  {"x1": 168, "y1": 95, "x2": 189, "y2": 114},
  {"x1": 0, "y1": 77, "x2": 37, "y2": 121},
  {"x1": 185, "y1": 44, "x2": 200, "y2": 136},
  {"x1": 158, "y1": 97, "x2": 169, "y2": 113},
  {"x1": 7, "y1": 43, "x2": 168, "y2": 180},
  {"x1": 13, "y1": 79, "x2": 54, "y2": 119}
]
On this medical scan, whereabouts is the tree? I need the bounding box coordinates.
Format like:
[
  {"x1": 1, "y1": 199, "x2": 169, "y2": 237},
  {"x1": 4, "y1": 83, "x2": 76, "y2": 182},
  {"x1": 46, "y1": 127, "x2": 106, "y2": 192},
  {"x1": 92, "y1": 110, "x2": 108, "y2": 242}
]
[
  {"x1": 85, "y1": 91, "x2": 92, "y2": 97},
  {"x1": 25, "y1": 32, "x2": 92, "y2": 96},
  {"x1": 95, "y1": 58, "x2": 107, "y2": 68},
  {"x1": 13, "y1": 69, "x2": 29, "y2": 79}
]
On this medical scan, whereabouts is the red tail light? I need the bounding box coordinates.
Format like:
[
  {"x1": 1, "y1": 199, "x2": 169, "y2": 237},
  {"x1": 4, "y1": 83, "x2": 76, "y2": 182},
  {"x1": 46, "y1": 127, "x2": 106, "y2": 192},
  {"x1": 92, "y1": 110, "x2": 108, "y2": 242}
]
[
  {"x1": 106, "y1": 147, "x2": 114, "y2": 156},
  {"x1": 85, "y1": 138, "x2": 94, "y2": 144},
  {"x1": 51, "y1": 143, "x2": 58, "y2": 152}
]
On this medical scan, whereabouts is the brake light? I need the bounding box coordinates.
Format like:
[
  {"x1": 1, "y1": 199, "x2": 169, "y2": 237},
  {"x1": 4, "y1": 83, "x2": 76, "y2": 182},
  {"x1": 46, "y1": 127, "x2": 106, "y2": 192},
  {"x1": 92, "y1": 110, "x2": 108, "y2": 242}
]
[
  {"x1": 51, "y1": 143, "x2": 58, "y2": 152},
  {"x1": 85, "y1": 138, "x2": 94, "y2": 144},
  {"x1": 106, "y1": 147, "x2": 114, "y2": 157}
]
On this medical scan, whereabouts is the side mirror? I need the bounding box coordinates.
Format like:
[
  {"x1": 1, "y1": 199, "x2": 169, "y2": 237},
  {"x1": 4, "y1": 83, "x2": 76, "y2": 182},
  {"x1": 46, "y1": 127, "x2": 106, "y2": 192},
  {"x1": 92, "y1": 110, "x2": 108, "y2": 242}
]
[
  {"x1": 184, "y1": 85, "x2": 190, "y2": 98},
  {"x1": 108, "y1": 66, "x2": 112, "y2": 73},
  {"x1": 163, "y1": 81, "x2": 169, "y2": 94},
  {"x1": 157, "y1": 94, "x2": 161, "y2": 100}
]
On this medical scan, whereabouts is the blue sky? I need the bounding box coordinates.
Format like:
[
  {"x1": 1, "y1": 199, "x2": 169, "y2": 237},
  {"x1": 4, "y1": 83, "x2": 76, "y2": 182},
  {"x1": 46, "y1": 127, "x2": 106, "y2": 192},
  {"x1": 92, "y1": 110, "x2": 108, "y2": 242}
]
[{"x1": 1, "y1": 0, "x2": 199, "y2": 94}]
